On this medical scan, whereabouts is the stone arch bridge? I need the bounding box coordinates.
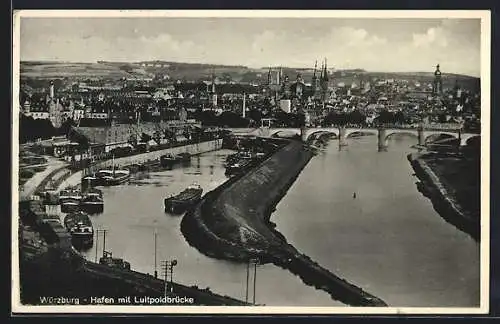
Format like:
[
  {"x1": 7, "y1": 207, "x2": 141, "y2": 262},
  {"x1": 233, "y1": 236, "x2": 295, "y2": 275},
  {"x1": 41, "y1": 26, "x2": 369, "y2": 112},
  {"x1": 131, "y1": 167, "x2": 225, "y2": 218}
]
[{"x1": 234, "y1": 127, "x2": 479, "y2": 152}]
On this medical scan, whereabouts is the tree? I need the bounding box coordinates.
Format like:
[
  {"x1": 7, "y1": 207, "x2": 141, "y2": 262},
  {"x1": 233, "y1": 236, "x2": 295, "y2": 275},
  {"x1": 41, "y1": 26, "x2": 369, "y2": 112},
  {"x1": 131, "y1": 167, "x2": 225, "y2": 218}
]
[
  {"x1": 140, "y1": 133, "x2": 152, "y2": 143},
  {"x1": 153, "y1": 130, "x2": 163, "y2": 145},
  {"x1": 198, "y1": 110, "x2": 218, "y2": 127},
  {"x1": 128, "y1": 134, "x2": 138, "y2": 147},
  {"x1": 377, "y1": 110, "x2": 395, "y2": 125},
  {"x1": 394, "y1": 111, "x2": 406, "y2": 125},
  {"x1": 217, "y1": 111, "x2": 250, "y2": 128},
  {"x1": 324, "y1": 111, "x2": 348, "y2": 126},
  {"x1": 438, "y1": 113, "x2": 448, "y2": 123},
  {"x1": 348, "y1": 110, "x2": 366, "y2": 125},
  {"x1": 247, "y1": 109, "x2": 262, "y2": 125}
]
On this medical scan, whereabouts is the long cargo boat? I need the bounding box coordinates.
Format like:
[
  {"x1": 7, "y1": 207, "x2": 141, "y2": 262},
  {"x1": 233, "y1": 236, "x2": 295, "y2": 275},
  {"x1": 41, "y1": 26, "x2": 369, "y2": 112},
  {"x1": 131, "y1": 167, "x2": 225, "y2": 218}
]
[
  {"x1": 160, "y1": 153, "x2": 180, "y2": 169},
  {"x1": 96, "y1": 155, "x2": 130, "y2": 186},
  {"x1": 225, "y1": 158, "x2": 254, "y2": 176},
  {"x1": 97, "y1": 169, "x2": 131, "y2": 186},
  {"x1": 80, "y1": 188, "x2": 104, "y2": 214},
  {"x1": 59, "y1": 187, "x2": 82, "y2": 213},
  {"x1": 164, "y1": 184, "x2": 203, "y2": 215},
  {"x1": 63, "y1": 211, "x2": 94, "y2": 248}
]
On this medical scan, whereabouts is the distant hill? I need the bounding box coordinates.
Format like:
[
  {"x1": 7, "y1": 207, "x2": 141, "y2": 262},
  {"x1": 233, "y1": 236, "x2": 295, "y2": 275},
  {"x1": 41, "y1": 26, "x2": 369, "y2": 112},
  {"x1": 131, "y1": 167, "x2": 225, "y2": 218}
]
[{"x1": 19, "y1": 61, "x2": 479, "y2": 91}]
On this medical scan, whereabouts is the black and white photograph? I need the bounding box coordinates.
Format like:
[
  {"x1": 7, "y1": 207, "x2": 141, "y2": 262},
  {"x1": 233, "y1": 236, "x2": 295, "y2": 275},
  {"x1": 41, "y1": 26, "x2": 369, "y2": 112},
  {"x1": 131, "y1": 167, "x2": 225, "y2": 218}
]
[{"x1": 12, "y1": 10, "x2": 490, "y2": 314}]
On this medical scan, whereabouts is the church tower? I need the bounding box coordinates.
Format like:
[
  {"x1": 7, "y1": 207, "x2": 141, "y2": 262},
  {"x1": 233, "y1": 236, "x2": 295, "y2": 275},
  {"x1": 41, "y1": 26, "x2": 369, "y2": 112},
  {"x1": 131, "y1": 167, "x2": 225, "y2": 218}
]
[
  {"x1": 432, "y1": 64, "x2": 443, "y2": 95},
  {"x1": 320, "y1": 58, "x2": 330, "y2": 103},
  {"x1": 311, "y1": 60, "x2": 320, "y2": 97},
  {"x1": 210, "y1": 72, "x2": 218, "y2": 108}
]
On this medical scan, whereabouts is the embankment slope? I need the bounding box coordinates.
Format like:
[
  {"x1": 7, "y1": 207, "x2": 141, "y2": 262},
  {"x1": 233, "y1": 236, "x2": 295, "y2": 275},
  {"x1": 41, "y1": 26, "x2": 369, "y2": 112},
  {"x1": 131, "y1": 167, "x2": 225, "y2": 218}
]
[{"x1": 181, "y1": 139, "x2": 387, "y2": 306}]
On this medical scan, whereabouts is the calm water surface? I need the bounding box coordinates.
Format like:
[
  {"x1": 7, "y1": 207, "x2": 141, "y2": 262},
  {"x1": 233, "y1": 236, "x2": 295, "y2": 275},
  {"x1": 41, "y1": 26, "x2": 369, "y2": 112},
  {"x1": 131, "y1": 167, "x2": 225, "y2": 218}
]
[
  {"x1": 79, "y1": 150, "x2": 338, "y2": 306},
  {"x1": 272, "y1": 135, "x2": 480, "y2": 307}
]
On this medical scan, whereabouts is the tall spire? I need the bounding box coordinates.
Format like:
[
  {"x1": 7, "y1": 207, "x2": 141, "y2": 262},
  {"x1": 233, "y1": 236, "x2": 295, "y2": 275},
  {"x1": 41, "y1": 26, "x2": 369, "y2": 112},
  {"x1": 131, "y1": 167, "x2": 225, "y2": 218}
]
[
  {"x1": 323, "y1": 58, "x2": 329, "y2": 81},
  {"x1": 267, "y1": 67, "x2": 272, "y2": 85},
  {"x1": 211, "y1": 69, "x2": 216, "y2": 93},
  {"x1": 313, "y1": 60, "x2": 317, "y2": 78}
]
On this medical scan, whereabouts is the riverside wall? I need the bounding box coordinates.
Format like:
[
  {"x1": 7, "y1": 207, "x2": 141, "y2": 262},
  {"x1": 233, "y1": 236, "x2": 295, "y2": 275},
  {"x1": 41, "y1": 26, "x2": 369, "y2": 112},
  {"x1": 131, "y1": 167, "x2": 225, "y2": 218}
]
[
  {"x1": 96, "y1": 139, "x2": 223, "y2": 169},
  {"x1": 181, "y1": 139, "x2": 387, "y2": 307},
  {"x1": 407, "y1": 153, "x2": 479, "y2": 242}
]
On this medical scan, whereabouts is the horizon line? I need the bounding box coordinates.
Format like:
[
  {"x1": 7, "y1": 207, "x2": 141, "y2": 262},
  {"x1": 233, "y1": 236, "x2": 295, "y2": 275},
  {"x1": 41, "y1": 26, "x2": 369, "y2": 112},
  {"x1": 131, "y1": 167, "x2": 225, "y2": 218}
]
[{"x1": 19, "y1": 59, "x2": 480, "y2": 78}]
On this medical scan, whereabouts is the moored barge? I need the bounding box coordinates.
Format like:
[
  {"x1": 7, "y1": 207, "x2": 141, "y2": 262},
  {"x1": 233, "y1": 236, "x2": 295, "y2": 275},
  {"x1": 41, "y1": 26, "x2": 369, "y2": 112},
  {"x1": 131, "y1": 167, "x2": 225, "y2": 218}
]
[
  {"x1": 63, "y1": 211, "x2": 94, "y2": 248},
  {"x1": 164, "y1": 184, "x2": 203, "y2": 214}
]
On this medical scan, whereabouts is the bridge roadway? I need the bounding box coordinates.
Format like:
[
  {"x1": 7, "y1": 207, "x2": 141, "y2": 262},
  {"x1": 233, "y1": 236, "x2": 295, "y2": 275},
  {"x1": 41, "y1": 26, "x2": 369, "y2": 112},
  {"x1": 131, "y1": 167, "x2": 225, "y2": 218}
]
[{"x1": 229, "y1": 126, "x2": 480, "y2": 152}]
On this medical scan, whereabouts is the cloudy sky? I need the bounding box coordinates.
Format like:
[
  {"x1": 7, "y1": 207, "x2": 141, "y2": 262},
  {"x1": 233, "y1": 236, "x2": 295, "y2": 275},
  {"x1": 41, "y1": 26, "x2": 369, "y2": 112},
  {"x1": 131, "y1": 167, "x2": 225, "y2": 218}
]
[{"x1": 20, "y1": 17, "x2": 481, "y2": 76}]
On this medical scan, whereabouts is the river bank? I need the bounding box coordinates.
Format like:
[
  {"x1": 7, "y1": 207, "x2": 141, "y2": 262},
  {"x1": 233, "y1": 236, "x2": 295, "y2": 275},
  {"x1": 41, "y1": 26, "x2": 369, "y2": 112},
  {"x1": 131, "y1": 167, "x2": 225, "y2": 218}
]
[
  {"x1": 181, "y1": 139, "x2": 387, "y2": 307},
  {"x1": 55, "y1": 139, "x2": 224, "y2": 191},
  {"x1": 407, "y1": 152, "x2": 480, "y2": 242}
]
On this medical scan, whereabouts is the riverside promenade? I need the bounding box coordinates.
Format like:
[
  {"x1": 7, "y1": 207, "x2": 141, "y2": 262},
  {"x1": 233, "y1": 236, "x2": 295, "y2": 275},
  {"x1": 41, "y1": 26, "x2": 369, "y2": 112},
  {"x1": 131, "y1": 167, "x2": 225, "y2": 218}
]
[{"x1": 19, "y1": 157, "x2": 67, "y2": 200}]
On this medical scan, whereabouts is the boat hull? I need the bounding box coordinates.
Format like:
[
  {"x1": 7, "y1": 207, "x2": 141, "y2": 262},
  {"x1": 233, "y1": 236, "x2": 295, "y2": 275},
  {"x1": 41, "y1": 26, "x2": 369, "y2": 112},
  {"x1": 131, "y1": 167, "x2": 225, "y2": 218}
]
[
  {"x1": 164, "y1": 197, "x2": 201, "y2": 214},
  {"x1": 164, "y1": 189, "x2": 203, "y2": 215},
  {"x1": 71, "y1": 233, "x2": 94, "y2": 249},
  {"x1": 100, "y1": 174, "x2": 130, "y2": 186},
  {"x1": 80, "y1": 202, "x2": 104, "y2": 214},
  {"x1": 60, "y1": 199, "x2": 81, "y2": 213},
  {"x1": 160, "y1": 157, "x2": 179, "y2": 169},
  {"x1": 64, "y1": 212, "x2": 94, "y2": 249}
]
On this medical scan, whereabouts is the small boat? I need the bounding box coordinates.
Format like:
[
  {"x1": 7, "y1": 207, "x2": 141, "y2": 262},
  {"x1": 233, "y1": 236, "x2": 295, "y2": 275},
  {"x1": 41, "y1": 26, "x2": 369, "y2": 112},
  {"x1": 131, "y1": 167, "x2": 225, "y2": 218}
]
[
  {"x1": 81, "y1": 174, "x2": 101, "y2": 189},
  {"x1": 99, "y1": 251, "x2": 131, "y2": 270},
  {"x1": 175, "y1": 152, "x2": 191, "y2": 163},
  {"x1": 160, "y1": 153, "x2": 179, "y2": 169},
  {"x1": 80, "y1": 188, "x2": 104, "y2": 214},
  {"x1": 225, "y1": 159, "x2": 253, "y2": 176},
  {"x1": 164, "y1": 183, "x2": 203, "y2": 214},
  {"x1": 64, "y1": 211, "x2": 94, "y2": 248},
  {"x1": 98, "y1": 169, "x2": 131, "y2": 186},
  {"x1": 59, "y1": 188, "x2": 82, "y2": 213},
  {"x1": 96, "y1": 155, "x2": 130, "y2": 186}
]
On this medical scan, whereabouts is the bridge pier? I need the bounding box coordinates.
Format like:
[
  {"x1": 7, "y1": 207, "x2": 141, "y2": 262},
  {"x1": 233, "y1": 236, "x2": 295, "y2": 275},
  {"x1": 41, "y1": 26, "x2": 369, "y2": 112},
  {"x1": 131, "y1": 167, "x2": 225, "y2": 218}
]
[
  {"x1": 300, "y1": 127, "x2": 307, "y2": 142},
  {"x1": 338, "y1": 127, "x2": 348, "y2": 147},
  {"x1": 378, "y1": 128, "x2": 388, "y2": 152},
  {"x1": 417, "y1": 126, "x2": 425, "y2": 146}
]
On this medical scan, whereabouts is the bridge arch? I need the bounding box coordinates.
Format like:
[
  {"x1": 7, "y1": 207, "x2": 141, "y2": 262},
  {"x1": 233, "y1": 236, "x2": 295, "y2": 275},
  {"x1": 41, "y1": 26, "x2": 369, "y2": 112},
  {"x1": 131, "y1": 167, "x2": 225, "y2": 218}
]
[
  {"x1": 269, "y1": 129, "x2": 301, "y2": 138},
  {"x1": 424, "y1": 132, "x2": 459, "y2": 144},
  {"x1": 385, "y1": 131, "x2": 419, "y2": 140},
  {"x1": 344, "y1": 128, "x2": 378, "y2": 139},
  {"x1": 462, "y1": 134, "x2": 480, "y2": 147},
  {"x1": 306, "y1": 130, "x2": 338, "y2": 142}
]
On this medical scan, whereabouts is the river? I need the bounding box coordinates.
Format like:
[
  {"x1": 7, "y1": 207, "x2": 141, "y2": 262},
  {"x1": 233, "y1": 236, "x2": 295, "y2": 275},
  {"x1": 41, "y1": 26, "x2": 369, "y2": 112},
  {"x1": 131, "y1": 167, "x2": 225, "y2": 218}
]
[
  {"x1": 272, "y1": 134, "x2": 480, "y2": 307},
  {"x1": 75, "y1": 135, "x2": 478, "y2": 307}
]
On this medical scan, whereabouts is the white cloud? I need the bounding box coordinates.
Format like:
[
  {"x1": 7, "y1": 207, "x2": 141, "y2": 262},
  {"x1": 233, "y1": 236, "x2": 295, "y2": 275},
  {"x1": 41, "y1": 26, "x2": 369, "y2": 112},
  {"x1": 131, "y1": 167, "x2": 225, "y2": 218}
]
[{"x1": 412, "y1": 27, "x2": 448, "y2": 48}]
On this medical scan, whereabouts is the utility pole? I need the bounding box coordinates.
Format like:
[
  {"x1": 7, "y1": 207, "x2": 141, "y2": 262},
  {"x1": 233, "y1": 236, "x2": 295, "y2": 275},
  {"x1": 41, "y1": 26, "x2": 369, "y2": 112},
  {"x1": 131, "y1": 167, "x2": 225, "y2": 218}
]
[
  {"x1": 252, "y1": 258, "x2": 258, "y2": 305},
  {"x1": 154, "y1": 220, "x2": 158, "y2": 278},
  {"x1": 96, "y1": 229, "x2": 108, "y2": 259},
  {"x1": 161, "y1": 259, "x2": 178, "y2": 298},
  {"x1": 245, "y1": 261, "x2": 250, "y2": 303},
  {"x1": 245, "y1": 258, "x2": 259, "y2": 305},
  {"x1": 95, "y1": 229, "x2": 99, "y2": 262}
]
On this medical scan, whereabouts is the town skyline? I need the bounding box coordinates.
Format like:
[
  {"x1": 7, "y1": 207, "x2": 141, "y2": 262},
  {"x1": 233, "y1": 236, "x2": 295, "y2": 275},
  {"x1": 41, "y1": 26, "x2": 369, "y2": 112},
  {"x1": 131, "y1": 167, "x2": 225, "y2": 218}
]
[{"x1": 19, "y1": 17, "x2": 481, "y2": 77}]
